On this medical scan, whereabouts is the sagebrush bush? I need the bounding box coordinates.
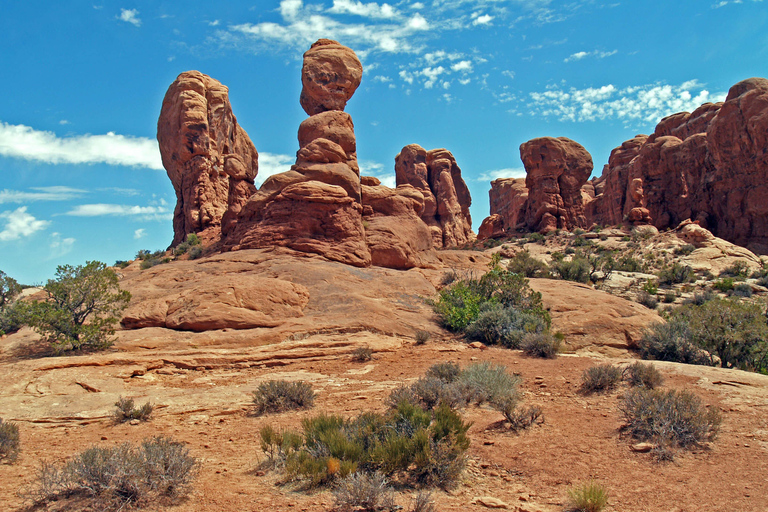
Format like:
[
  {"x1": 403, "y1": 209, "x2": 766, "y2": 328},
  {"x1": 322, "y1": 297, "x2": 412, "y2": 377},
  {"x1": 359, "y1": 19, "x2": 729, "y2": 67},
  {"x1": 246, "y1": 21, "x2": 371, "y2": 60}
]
[
  {"x1": 580, "y1": 364, "x2": 622, "y2": 394},
  {"x1": 567, "y1": 480, "x2": 608, "y2": 512},
  {"x1": 730, "y1": 283, "x2": 753, "y2": 298},
  {"x1": 414, "y1": 330, "x2": 431, "y2": 345},
  {"x1": 620, "y1": 388, "x2": 721, "y2": 459},
  {"x1": 252, "y1": 380, "x2": 315, "y2": 415},
  {"x1": 352, "y1": 346, "x2": 373, "y2": 362},
  {"x1": 636, "y1": 291, "x2": 658, "y2": 309},
  {"x1": 33, "y1": 436, "x2": 197, "y2": 509},
  {"x1": 425, "y1": 361, "x2": 461, "y2": 383},
  {"x1": 713, "y1": 278, "x2": 735, "y2": 292},
  {"x1": 506, "y1": 250, "x2": 549, "y2": 278},
  {"x1": 459, "y1": 361, "x2": 520, "y2": 406},
  {"x1": 623, "y1": 362, "x2": 663, "y2": 389},
  {"x1": 520, "y1": 332, "x2": 561, "y2": 358},
  {"x1": 719, "y1": 261, "x2": 750, "y2": 279},
  {"x1": 465, "y1": 303, "x2": 546, "y2": 348},
  {"x1": 333, "y1": 472, "x2": 395, "y2": 512},
  {"x1": 638, "y1": 320, "x2": 712, "y2": 366},
  {"x1": 497, "y1": 402, "x2": 543, "y2": 431},
  {"x1": 614, "y1": 254, "x2": 643, "y2": 272},
  {"x1": 551, "y1": 255, "x2": 591, "y2": 284},
  {"x1": 673, "y1": 244, "x2": 696, "y2": 256},
  {"x1": 0, "y1": 417, "x2": 20, "y2": 462},
  {"x1": 657, "y1": 262, "x2": 695, "y2": 285},
  {"x1": 114, "y1": 397, "x2": 153, "y2": 423}
]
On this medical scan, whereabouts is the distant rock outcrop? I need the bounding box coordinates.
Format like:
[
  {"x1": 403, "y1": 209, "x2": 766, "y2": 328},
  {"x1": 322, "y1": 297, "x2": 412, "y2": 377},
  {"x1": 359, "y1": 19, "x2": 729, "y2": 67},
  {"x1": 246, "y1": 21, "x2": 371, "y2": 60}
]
[
  {"x1": 395, "y1": 144, "x2": 474, "y2": 247},
  {"x1": 477, "y1": 178, "x2": 527, "y2": 239},
  {"x1": 158, "y1": 71, "x2": 258, "y2": 246},
  {"x1": 520, "y1": 137, "x2": 593, "y2": 233}
]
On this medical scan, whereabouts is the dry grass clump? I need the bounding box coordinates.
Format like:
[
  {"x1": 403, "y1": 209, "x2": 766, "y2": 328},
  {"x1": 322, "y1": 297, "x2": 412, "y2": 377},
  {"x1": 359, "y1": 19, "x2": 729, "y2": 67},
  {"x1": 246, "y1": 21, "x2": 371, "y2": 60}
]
[
  {"x1": 352, "y1": 346, "x2": 374, "y2": 362},
  {"x1": 580, "y1": 364, "x2": 622, "y2": 394},
  {"x1": 620, "y1": 388, "x2": 721, "y2": 460},
  {"x1": 31, "y1": 436, "x2": 197, "y2": 509},
  {"x1": 0, "y1": 417, "x2": 20, "y2": 462},
  {"x1": 520, "y1": 332, "x2": 561, "y2": 358},
  {"x1": 566, "y1": 480, "x2": 608, "y2": 512},
  {"x1": 623, "y1": 362, "x2": 663, "y2": 389},
  {"x1": 252, "y1": 380, "x2": 315, "y2": 416},
  {"x1": 114, "y1": 397, "x2": 154, "y2": 423},
  {"x1": 333, "y1": 472, "x2": 395, "y2": 512},
  {"x1": 414, "y1": 330, "x2": 431, "y2": 345}
]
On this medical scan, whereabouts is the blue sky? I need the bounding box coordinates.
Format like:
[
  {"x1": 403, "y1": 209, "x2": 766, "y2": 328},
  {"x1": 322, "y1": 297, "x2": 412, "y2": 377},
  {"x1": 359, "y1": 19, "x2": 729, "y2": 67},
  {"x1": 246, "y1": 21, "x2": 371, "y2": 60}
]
[{"x1": 1, "y1": 0, "x2": 766, "y2": 284}]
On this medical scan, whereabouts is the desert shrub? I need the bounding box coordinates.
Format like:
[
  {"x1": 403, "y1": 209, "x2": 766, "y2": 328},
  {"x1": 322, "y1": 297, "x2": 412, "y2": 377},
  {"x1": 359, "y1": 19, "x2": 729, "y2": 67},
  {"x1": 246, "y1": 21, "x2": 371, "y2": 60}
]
[
  {"x1": 642, "y1": 280, "x2": 658, "y2": 295},
  {"x1": 0, "y1": 270, "x2": 22, "y2": 309},
  {"x1": 352, "y1": 347, "x2": 374, "y2": 362},
  {"x1": 672, "y1": 298, "x2": 768, "y2": 370},
  {"x1": 188, "y1": 246, "x2": 204, "y2": 260},
  {"x1": 425, "y1": 361, "x2": 461, "y2": 383},
  {"x1": 114, "y1": 260, "x2": 130, "y2": 269},
  {"x1": 620, "y1": 388, "x2": 720, "y2": 459},
  {"x1": 26, "y1": 261, "x2": 131, "y2": 353},
  {"x1": 638, "y1": 320, "x2": 712, "y2": 366},
  {"x1": 674, "y1": 244, "x2": 696, "y2": 256},
  {"x1": 0, "y1": 270, "x2": 26, "y2": 335},
  {"x1": 663, "y1": 291, "x2": 677, "y2": 303},
  {"x1": 259, "y1": 425, "x2": 303, "y2": 467},
  {"x1": 657, "y1": 262, "x2": 695, "y2": 285},
  {"x1": 432, "y1": 281, "x2": 485, "y2": 332},
  {"x1": 720, "y1": 261, "x2": 750, "y2": 279},
  {"x1": 730, "y1": 283, "x2": 753, "y2": 298},
  {"x1": 506, "y1": 250, "x2": 549, "y2": 278},
  {"x1": 623, "y1": 362, "x2": 663, "y2": 389},
  {"x1": 409, "y1": 376, "x2": 468, "y2": 410},
  {"x1": 520, "y1": 332, "x2": 561, "y2": 358},
  {"x1": 636, "y1": 291, "x2": 658, "y2": 310},
  {"x1": 114, "y1": 397, "x2": 153, "y2": 423},
  {"x1": 386, "y1": 386, "x2": 420, "y2": 409},
  {"x1": 409, "y1": 491, "x2": 436, "y2": 512},
  {"x1": 551, "y1": 255, "x2": 591, "y2": 284},
  {"x1": 32, "y1": 436, "x2": 197, "y2": 509},
  {"x1": 683, "y1": 290, "x2": 714, "y2": 306},
  {"x1": 333, "y1": 472, "x2": 396, "y2": 512},
  {"x1": 137, "y1": 249, "x2": 171, "y2": 270},
  {"x1": 252, "y1": 380, "x2": 315, "y2": 415},
  {"x1": 459, "y1": 362, "x2": 520, "y2": 406},
  {"x1": 570, "y1": 235, "x2": 593, "y2": 248},
  {"x1": 0, "y1": 417, "x2": 20, "y2": 462},
  {"x1": 465, "y1": 303, "x2": 546, "y2": 348},
  {"x1": 527, "y1": 232, "x2": 545, "y2": 244},
  {"x1": 614, "y1": 254, "x2": 642, "y2": 272},
  {"x1": 268, "y1": 402, "x2": 470, "y2": 489},
  {"x1": 713, "y1": 278, "x2": 734, "y2": 292},
  {"x1": 580, "y1": 364, "x2": 622, "y2": 394},
  {"x1": 414, "y1": 330, "x2": 431, "y2": 345},
  {"x1": 497, "y1": 402, "x2": 543, "y2": 431},
  {"x1": 567, "y1": 480, "x2": 608, "y2": 512}
]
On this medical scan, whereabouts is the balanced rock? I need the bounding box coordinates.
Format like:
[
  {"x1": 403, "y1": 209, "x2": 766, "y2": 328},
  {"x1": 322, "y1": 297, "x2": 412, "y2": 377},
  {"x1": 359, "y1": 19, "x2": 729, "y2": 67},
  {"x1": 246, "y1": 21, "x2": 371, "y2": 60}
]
[
  {"x1": 300, "y1": 38, "x2": 363, "y2": 116},
  {"x1": 395, "y1": 144, "x2": 474, "y2": 247},
  {"x1": 158, "y1": 71, "x2": 258, "y2": 246},
  {"x1": 520, "y1": 137, "x2": 593, "y2": 232}
]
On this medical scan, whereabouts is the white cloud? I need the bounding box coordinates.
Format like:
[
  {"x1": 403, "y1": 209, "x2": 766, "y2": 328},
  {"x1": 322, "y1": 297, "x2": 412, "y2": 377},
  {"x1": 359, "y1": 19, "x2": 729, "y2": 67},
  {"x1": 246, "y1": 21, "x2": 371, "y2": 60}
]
[
  {"x1": 65, "y1": 204, "x2": 171, "y2": 221},
  {"x1": 0, "y1": 207, "x2": 50, "y2": 241},
  {"x1": 118, "y1": 8, "x2": 141, "y2": 27},
  {"x1": 134, "y1": 228, "x2": 146, "y2": 239},
  {"x1": 0, "y1": 122, "x2": 163, "y2": 170},
  {"x1": 359, "y1": 160, "x2": 395, "y2": 188},
  {"x1": 59, "y1": 119, "x2": 70, "y2": 125},
  {"x1": 502, "y1": 70, "x2": 516, "y2": 80},
  {"x1": 714, "y1": 0, "x2": 763, "y2": 7},
  {"x1": 255, "y1": 152, "x2": 294, "y2": 187},
  {"x1": 0, "y1": 186, "x2": 86, "y2": 204},
  {"x1": 49, "y1": 232, "x2": 75, "y2": 258},
  {"x1": 373, "y1": 75, "x2": 392, "y2": 82},
  {"x1": 422, "y1": 66, "x2": 446, "y2": 89},
  {"x1": 226, "y1": 0, "x2": 430, "y2": 55},
  {"x1": 564, "y1": 49, "x2": 617, "y2": 62},
  {"x1": 329, "y1": 0, "x2": 399, "y2": 19},
  {"x1": 451, "y1": 60, "x2": 473, "y2": 72},
  {"x1": 209, "y1": 19, "x2": 221, "y2": 26},
  {"x1": 528, "y1": 80, "x2": 728, "y2": 125},
  {"x1": 472, "y1": 14, "x2": 494, "y2": 25},
  {"x1": 478, "y1": 168, "x2": 526, "y2": 182}
]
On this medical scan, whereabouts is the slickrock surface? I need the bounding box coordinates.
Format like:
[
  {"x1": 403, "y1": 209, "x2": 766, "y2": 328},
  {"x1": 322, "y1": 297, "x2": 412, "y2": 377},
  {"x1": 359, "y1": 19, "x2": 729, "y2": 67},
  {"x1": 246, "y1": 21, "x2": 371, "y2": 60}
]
[{"x1": 158, "y1": 71, "x2": 258, "y2": 246}]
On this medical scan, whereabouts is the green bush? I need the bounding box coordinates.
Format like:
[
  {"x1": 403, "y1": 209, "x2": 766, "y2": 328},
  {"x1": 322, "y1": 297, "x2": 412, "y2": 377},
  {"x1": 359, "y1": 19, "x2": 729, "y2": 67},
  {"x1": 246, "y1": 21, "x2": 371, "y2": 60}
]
[
  {"x1": 713, "y1": 278, "x2": 735, "y2": 292},
  {"x1": 432, "y1": 281, "x2": 485, "y2": 332},
  {"x1": 673, "y1": 244, "x2": 696, "y2": 256},
  {"x1": 520, "y1": 332, "x2": 561, "y2": 358},
  {"x1": 636, "y1": 291, "x2": 658, "y2": 310},
  {"x1": 506, "y1": 250, "x2": 549, "y2": 278},
  {"x1": 26, "y1": 261, "x2": 131, "y2": 353},
  {"x1": 567, "y1": 480, "x2": 608, "y2": 512},
  {"x1": 33, "y1": 436, "x2": 197, "y2": 509},
  {"x1": 0, "y1": 270, "x2": 25, "y2": 335},
  {"x1": 657, "y1": 262, "x2": 695, "y2": 285},
  {"x1": 263, "y1": 402, "x2": 471, "y2": 490},
  {"x1": 252, "y1": 380, "x2": 315, "y2": 415},
  {"x1": 0, "y1": 417, "x2": 20, "y2": 462},
  {"x1": 719, "y1": 261, "x2": 750, "y2": 279},
  {"x1": 730, "y1": 283, "x2": 753, "y2": 298},
  {"x1": 638, "y1": 320, "x2": 712, "y2": 366},
  {"x1": 465, "y1": 303, "x2": 546, "y2": 348},
  {"x1": 614, "y1": 254, "x2": 642, "y2": 272},
  {"x1": 580, "y1": 364, "x2": 622, "y2": 394},
  {"x1": 551, "y1": 255, "x2": 591, "y2": 284},
  {"x1": 623, "y1": 362, "x2": 663, "y2": 389},
  {"x1": 683, "y1": 290, "x2": 715, "y2": 306},
  {"x1": 527, "y1": 232, "x2": 546, "y2": 244},
  {"x1": 114, "y1": 397, "x2": 153, "y2": 423},
  {"x1": 620, "y1": 388, "x2": 720, "y2": 460}
]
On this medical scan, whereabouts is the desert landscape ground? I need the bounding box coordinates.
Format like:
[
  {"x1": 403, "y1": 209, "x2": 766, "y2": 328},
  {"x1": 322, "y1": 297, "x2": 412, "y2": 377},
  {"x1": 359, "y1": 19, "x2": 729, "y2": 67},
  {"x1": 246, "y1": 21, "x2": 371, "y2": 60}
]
[{"x1": 2, "y1": 37, "x2": 768, "y2": 512}]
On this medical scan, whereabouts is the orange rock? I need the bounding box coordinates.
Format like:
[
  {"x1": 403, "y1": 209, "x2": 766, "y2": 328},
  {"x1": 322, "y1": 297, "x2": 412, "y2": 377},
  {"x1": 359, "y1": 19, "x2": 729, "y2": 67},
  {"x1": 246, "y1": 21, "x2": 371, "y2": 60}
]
[{"x1": 299, "y1": 39, "x2": 363, "y2": 115}]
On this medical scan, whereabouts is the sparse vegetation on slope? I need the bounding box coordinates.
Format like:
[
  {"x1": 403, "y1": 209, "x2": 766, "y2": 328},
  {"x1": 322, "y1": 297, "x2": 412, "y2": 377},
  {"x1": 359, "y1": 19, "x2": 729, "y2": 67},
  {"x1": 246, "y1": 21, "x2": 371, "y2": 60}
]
[
  {"x1": 252, "y1": 380, "x2": 316, "y2": 415},
  {"x1": 0, "y1": 417, "x2": 20, "y2": 462}
]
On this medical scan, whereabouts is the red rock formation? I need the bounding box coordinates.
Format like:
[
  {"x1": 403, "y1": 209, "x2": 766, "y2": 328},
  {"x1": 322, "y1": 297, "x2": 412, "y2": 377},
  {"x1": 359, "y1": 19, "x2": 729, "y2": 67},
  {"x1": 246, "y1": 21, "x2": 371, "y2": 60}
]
[
  {"x1": 395, "y1": 144, "x2": 474, "y2": 247},
  {"x1": 477, "y1": 178, "x2": 528, "y2": 240},
  {"x1": 520, "y1": 137, "x2": 593, "y2": 232},
  {"x1": 158, "y1": 71, "x2": 258, "y2": 246},
  {"x1": 300, "y1": 39, "x2": 363, "y2": 116}
]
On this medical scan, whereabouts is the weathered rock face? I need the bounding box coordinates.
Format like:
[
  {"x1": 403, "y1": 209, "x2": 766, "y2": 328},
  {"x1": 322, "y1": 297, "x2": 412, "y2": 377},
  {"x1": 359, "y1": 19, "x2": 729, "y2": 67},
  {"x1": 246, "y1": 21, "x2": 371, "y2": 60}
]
[
  {"x1": 520, "y1": 137, "x2": 593, "y2": 232},
  {"x1": 593, "y1": 134, "x2": 648, "y2": 226},
  {"x1": 158, "y1": 71, "x2": 258, "y2": 246},
  {"x1": 477, "y1": 178, "x2": 528, "y2": 240},
  {"x1": 300, "y1": 39, "x2": 363, "y2": 116},
  {"x1": 395, "y1": 144, "x2": 474, "y2": 247}
]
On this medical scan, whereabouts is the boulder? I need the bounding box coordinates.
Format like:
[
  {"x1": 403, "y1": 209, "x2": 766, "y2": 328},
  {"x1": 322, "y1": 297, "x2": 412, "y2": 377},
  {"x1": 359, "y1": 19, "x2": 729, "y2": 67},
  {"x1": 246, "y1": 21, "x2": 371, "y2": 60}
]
[
  {"x1": 300, "y1": 38, "x2": 363, "y2": 116},
  {"x1": 520, "y1": 137, "x2": 593, "y2": 232},
  {"x1": 158, "y1": 71, "x2": 258, "y2": 246}
]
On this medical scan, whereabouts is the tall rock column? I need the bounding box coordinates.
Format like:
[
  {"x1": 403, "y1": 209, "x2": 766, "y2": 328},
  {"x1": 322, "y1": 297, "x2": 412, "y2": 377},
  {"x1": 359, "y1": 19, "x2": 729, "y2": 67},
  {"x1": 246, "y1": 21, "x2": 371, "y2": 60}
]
[
  {"x1": 223, "y1": 39, "x2": 371, "y2": 266},
  {"x1": 158, "y1": 71, "x2": 258, "y2": 246}
]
